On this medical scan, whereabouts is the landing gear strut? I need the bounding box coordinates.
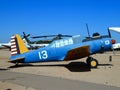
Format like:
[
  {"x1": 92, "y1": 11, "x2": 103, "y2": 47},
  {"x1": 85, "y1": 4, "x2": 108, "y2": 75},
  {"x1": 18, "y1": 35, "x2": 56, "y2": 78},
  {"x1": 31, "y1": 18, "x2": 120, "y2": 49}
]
[
  {"x1": 86, "y1": 57, "x2": 99, "y2": 68},
  {"x1": 14, "y1": 62, "x2": 19, "y2": 66}
]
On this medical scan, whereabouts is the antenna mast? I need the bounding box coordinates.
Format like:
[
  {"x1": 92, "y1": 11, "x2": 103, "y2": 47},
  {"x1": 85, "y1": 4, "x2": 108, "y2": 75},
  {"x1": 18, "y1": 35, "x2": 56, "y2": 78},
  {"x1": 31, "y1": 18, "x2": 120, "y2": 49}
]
[{"x1": 86, "y1": 23, "x2": 91, "y2": 38}]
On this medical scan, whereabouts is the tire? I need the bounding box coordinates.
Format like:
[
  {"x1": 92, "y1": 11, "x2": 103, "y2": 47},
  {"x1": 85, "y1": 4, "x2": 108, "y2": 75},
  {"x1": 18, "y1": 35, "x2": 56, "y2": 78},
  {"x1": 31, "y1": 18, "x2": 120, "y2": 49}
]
[{"x1": 90, "y1": 58, "x2": 98, "y2": 68}]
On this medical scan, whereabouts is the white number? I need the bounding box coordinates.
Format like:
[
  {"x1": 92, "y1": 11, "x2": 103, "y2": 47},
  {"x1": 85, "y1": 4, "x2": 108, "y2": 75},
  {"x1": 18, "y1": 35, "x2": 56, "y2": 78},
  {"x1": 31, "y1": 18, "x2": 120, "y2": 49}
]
[{"x1": 38, "y1": 50, "x2": 48, "y2": 60}]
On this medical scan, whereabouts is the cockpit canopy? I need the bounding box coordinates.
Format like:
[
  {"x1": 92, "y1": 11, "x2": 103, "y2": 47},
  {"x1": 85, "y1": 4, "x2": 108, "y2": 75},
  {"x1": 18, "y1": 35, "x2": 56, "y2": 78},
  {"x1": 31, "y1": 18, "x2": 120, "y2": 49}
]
[{"x1": 50, "y1": 35, "x2": 82, "y2": 48}]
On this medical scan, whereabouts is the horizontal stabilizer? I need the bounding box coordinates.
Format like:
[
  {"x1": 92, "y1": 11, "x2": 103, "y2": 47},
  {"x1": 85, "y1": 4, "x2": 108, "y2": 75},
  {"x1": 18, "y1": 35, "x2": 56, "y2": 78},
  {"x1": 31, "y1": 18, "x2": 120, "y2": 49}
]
[
  {"x1": 64, "y1": 46, "x2": 90, "y2": 60},
  {"x1": 9, "y1": 56, "x2": 25, "y2": 63}
]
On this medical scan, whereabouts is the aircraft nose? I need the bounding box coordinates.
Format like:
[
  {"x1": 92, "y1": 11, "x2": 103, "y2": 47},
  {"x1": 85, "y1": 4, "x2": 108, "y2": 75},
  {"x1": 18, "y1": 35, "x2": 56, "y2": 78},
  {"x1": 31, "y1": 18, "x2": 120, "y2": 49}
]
[{"x1": 111, "y1": 39, "x2": 116, "y2": 44}]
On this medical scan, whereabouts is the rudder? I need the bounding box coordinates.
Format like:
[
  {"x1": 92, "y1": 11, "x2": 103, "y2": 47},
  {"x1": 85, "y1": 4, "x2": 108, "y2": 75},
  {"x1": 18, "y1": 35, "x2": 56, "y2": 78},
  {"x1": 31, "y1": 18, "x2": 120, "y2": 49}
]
[{"x1": 11, "y1": 34, "x2": 29, "y2": 56}]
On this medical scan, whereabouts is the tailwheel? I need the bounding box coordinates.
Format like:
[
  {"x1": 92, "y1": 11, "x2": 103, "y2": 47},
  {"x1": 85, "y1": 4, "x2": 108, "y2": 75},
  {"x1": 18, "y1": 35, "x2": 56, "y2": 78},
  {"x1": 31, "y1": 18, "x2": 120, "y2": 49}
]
[{"x1": 86, "y1": 57, "x2": 98, "y2": 68}]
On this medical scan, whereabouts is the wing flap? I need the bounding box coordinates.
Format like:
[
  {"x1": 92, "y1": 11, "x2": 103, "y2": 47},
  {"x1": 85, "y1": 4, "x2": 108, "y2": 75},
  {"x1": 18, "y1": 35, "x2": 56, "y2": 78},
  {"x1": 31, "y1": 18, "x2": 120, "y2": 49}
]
[{"x1": 64, "y1": 45, "x2": 90, "y2": 60}]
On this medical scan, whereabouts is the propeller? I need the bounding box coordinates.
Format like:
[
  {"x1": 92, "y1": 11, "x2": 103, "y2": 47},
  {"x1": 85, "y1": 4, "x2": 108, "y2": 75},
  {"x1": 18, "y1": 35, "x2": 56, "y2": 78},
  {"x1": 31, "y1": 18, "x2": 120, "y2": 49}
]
[
  {"x1": 23, "y1": 32, "x2": 31, "y2": 38},
  {"x1": 22, "y1": 32, "x2": 31, "y2": 43}
]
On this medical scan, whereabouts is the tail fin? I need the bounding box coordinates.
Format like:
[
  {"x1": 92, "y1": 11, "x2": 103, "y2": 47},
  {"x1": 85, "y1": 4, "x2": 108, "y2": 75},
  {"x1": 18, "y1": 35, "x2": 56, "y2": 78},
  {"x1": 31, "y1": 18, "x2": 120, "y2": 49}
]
[{"x1": 11, "y1": 34, "x2": 29, "y2": 56}]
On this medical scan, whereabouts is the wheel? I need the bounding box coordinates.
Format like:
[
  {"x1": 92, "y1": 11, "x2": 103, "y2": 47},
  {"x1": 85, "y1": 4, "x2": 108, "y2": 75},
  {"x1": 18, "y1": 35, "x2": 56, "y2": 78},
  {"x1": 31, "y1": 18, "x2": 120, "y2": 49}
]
[
  {"x1": 90, "y1": 58, "x2": 98, "y2": 68},
  {"x1": 86, "y1": 57, "x2": 98, "y2": 68}
]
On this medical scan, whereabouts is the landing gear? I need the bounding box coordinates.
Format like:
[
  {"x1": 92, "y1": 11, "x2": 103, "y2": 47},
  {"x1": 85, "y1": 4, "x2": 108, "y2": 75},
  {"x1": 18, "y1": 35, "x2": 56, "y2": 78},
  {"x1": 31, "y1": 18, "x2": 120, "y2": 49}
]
[
  {"x1": 14, "y1": 62, "x2": 19, "y2": 66},
  {"x1": 86, "y1": 57, "x2": 98, "y2": 68}
]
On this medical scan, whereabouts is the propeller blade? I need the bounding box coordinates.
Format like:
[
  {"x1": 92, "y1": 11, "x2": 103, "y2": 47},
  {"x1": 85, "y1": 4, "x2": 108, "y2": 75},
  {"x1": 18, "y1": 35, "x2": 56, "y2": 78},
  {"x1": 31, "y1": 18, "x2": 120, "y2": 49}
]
[
  {"x1": 26, "y1": 34, "x2": 31, "y2": 37},
  {"x1": 23, "y1": 32, "x2": 30, "y2": 38},
  {"x1": 23, "y1": 32, "x2": 26, "y2": 36},
  {"x1": 31, "y1": 34, "x2": 72, "y2": 38}
]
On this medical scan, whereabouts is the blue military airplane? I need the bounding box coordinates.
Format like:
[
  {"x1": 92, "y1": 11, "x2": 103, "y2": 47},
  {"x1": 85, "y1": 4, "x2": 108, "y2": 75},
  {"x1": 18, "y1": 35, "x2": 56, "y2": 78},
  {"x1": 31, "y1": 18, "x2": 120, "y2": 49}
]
[{"x1": 9, "y1": 29, "x2": 115, "y2": 68}]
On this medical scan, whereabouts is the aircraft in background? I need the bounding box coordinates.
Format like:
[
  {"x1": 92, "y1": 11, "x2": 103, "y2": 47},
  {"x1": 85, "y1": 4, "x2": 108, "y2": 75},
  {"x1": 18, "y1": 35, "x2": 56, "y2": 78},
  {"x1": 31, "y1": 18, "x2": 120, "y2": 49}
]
[
  {"x1": 0, "y1": 41, "x2": 31, "y2": 50},
  {"x1": 0, "y1": 32, "x2": 44, "y2": 50},
  {"x1": 22, "y1": 32, "x2": 72, "y2": 49},
  {"x1": 112, "y1": 43, "x2": 120, "y2": 50},
  {"x1": 0, "y1": 37, "x2": 32, "y2": 50},
  {"x1": 109, "y1": 27, "x2": 120, "y2": 33},
  {"x1": 21, "y1": 32, "x2": 49, "y2": 49},
  {"x1": 109, "y1": 27, "x2": 120, "y2": 50},
  {"x1": 22, "y1": 38, "x2": 49, "y2": 49},
  {"x1": 9, "y1": 29, "x2": 115, "y2": 68},
  {"x1": 0, "y1": 42, "x2": 11, "y2": 49},
  {"x1": 0, "y1": 38, "x2": 30, "y2": 50}
]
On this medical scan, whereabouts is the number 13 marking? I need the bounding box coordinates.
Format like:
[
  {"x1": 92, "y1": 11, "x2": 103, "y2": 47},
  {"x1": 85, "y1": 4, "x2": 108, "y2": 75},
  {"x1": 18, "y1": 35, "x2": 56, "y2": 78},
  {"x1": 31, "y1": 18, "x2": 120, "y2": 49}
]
[{"x1": 38, "y1": 50, "x2": 48, "y2": 60}]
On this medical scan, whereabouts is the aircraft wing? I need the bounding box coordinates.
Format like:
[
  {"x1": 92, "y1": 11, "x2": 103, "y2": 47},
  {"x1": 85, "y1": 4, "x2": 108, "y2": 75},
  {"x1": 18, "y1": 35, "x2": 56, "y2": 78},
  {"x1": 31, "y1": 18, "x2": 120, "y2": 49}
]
[
  {"x1": 109, "y1": 27, "x2": 120, "y2": 33},
  {"x1": 64, "y1": 45, "x2": 90, "y2": 60},
  {"x1": 2, "y1": 45, "x2": 10, "y2": 48}
]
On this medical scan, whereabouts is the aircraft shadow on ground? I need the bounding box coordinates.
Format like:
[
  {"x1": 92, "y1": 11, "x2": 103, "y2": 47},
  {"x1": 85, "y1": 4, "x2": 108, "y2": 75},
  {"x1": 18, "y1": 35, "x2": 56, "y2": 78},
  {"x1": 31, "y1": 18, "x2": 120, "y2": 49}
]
[
  {"x1": 65, "y1": 62, "x2": 91, "y2": 72},
  {"x1": 0, "y1": 68, "x2": 9, "y2": 71},
  {"x1": 98, "y1": 64, "x2": 113, "y2": 67},
  {"x1": 8, "y1": 62, "x2": 91, "y2": 72},
  {"x1": 8, "y1": 62, "x2": 113, "y2": 72}
]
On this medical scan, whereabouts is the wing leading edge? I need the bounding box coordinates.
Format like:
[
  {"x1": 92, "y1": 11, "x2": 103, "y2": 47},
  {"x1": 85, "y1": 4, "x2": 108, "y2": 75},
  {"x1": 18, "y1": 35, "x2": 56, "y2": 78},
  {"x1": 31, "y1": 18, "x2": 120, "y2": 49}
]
[{"x1": 64, "y1": 45, "x2": 90, "y2": 61}]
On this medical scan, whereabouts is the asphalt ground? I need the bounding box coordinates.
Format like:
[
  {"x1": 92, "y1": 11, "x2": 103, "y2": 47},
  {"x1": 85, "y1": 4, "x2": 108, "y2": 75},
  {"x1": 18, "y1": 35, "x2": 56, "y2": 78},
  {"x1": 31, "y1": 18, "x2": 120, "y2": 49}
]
[{"x1": 0, "y1": 70, "x2": 120, "y2": 90}]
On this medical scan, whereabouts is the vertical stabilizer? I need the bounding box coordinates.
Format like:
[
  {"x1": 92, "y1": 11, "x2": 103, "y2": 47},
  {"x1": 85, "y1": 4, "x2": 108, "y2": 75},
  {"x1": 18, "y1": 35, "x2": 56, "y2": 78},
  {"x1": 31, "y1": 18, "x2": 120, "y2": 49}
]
[{"x1": 11, "y1": 34, "x2": 29, "y2": 56}]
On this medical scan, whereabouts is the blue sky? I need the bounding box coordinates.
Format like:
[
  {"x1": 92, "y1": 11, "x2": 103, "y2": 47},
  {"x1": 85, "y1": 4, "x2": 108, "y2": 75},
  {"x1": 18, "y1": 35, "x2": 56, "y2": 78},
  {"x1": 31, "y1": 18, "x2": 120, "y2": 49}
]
[{"x1": 0, "y1": 0, "x2": 120, "y2": 42}]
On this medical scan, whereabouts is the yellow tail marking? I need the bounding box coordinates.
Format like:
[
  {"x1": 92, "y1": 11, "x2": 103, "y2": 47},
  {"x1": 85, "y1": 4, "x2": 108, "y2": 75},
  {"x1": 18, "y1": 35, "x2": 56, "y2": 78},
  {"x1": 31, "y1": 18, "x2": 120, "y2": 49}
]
[{"x1": 15, "y1": 34, "x2": 29, "y2": 54}]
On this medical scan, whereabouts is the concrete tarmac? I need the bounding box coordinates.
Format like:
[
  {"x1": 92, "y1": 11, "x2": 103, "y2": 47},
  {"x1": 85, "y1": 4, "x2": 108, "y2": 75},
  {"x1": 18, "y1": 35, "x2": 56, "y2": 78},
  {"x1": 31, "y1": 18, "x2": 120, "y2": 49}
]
[{"x1": 0, "y1": 70, "x2": 120, "y2": 90}]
